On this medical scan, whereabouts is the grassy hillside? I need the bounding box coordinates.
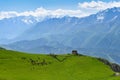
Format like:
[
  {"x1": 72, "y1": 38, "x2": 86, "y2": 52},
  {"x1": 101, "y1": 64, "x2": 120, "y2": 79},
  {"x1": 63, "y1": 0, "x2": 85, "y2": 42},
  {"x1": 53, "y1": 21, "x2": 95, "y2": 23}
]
[{"x1": 0, "y1": 49, "x2": 119, "y2": 80}]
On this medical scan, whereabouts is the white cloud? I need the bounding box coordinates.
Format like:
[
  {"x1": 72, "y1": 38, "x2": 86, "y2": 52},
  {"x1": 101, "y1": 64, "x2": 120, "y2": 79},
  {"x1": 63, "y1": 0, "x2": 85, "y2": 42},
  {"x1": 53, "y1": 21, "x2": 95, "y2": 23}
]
[
  {"x1": 78, "y1": 1, "x2": 120, "y2": 10},
  {"x1": 77, "y1": 1, "x2": 120, "y2": 17},
  {"x1": 0, "y1": 7, "x2": 87, "y2": 20},
  {"x1": 0, "y1": 1, "x2": 120, "y2": 20},
  {"x1": 19, "y1": 8, "x2": 49, "y2": 17},
  {"x1": 0, "y1": 11, "x2": 18, "y2": 20},
  {"x1": 51, "y1": 9, "x2": 86, "y2": 18}
]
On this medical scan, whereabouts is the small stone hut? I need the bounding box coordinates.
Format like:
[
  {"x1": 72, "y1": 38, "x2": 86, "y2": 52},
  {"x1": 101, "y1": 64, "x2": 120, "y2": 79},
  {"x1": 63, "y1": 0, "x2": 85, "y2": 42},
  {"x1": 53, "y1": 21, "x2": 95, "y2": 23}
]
[{"x1": 72, "y1": 50, "x2": 78, "y2": 55}]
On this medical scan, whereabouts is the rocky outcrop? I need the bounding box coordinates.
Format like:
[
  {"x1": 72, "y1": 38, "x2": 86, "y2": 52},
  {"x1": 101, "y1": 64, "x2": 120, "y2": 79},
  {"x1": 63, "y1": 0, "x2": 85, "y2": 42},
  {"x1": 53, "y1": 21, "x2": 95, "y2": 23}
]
[
  {"x1": 97, "y1": 58, "x2": 120, "y2": 72},
  {"x1": 110, "y1": 63, "x2": 120, "y2": 72}
]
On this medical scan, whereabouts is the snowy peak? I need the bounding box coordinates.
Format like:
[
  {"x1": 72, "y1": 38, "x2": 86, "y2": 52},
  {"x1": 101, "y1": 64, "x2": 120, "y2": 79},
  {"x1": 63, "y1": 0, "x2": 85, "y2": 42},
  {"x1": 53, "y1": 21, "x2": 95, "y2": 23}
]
[
  {"x1": 107, "y1": 7, "x2": 120, "y2": 12},
  {"x1": 95, "y1": 7, "x2": 120, "y2": 22}
]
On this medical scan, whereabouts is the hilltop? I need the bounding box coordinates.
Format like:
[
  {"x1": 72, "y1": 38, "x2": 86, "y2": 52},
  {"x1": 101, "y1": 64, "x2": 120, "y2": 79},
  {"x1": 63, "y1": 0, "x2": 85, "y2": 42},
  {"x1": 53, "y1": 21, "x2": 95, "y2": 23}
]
[{"x1": 0, "y1": 49, "x2": 120, "y2": 80}]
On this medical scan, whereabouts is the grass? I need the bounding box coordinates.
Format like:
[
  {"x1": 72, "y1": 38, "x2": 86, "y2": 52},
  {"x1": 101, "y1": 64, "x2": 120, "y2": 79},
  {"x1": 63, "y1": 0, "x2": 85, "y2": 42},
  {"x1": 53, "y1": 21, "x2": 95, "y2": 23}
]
[{"x1": 0, "y1": 49, "x2": 120, "y2": 80}]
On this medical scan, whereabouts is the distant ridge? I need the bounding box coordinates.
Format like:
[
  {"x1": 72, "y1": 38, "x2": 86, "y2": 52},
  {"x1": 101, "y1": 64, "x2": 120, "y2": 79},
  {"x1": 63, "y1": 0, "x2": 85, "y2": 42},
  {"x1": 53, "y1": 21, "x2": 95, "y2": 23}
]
[
  {"x1": 0, "y1": 47, "x2": 6, "y2": 50},
  {"x1": 2, "y1": 7, "x2": 120, "y2": 64}
]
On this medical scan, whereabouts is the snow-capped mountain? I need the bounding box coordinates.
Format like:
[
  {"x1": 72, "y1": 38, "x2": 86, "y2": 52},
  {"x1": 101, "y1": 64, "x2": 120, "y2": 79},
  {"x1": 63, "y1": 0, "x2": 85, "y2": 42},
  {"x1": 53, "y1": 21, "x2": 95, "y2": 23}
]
[{"x1": 2, "y1": 7, "x2": 120, "y2": 64}]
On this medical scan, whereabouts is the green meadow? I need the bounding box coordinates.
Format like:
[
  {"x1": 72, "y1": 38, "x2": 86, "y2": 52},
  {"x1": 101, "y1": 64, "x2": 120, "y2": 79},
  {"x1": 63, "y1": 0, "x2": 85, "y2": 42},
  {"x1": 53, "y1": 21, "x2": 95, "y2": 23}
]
[{"x1": 0, "y1": 49, "x2": 119, "y2": 80}]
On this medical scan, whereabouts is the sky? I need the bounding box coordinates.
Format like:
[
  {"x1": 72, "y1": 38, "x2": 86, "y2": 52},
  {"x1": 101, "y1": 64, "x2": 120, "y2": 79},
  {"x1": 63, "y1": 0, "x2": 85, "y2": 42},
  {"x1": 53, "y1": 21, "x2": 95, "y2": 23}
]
[
  {"x1": 0, "y1": 0, "x2": 120, "y2": 19},
  {"x1": 0, "y1": 0, "x2": 120, "y2": 11}
]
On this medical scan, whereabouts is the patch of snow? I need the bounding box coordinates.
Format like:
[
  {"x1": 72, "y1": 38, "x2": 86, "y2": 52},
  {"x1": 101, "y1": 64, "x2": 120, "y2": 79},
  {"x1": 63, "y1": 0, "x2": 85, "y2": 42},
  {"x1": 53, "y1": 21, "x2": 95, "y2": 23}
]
[
  {"x1": 111, "y1": 16, "x2": 118, "y2": 21},
  {"x1": 21, "y1": 19, "x2": 34, "y2": 24},
  {"x1": 97, "y1": 16, "x2": 104, "y2": 20},
  {"x1": 96, "y1": 14, "x2": 104, "y2": 22}
]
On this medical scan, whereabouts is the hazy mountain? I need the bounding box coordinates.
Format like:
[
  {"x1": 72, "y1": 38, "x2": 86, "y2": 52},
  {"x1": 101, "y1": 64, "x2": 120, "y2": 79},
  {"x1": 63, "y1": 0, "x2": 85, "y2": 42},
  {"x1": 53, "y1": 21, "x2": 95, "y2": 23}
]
[
  {"x1": 3, "y1": 7, "x2": 120, "y2": 63},
  {"x1": 0, "y1": 16, "x2": 40, "y2": 44}
]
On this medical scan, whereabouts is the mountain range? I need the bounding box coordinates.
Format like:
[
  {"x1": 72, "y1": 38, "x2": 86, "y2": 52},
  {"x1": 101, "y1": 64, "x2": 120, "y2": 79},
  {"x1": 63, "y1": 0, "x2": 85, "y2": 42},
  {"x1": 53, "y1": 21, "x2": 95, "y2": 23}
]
[{"x1": 1, "y1": 7, "x2": 120, "y2": 64}]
